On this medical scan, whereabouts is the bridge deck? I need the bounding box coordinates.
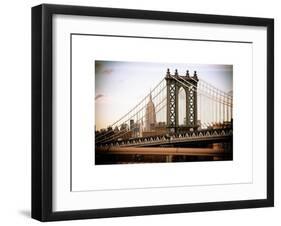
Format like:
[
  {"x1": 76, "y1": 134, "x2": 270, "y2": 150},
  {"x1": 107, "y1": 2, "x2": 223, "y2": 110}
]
[
  {"x1": 97, "y1": 128, "x2": 233, "y2": 148},
  {"x1": 96, "y1": 147, "x2": 225, "y2": 156}
]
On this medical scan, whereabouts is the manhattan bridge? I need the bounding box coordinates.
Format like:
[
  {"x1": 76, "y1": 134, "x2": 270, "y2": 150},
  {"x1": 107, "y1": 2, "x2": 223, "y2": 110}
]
[{"x1": 95, "y1": 69, "x2": 233, "y2": 164}]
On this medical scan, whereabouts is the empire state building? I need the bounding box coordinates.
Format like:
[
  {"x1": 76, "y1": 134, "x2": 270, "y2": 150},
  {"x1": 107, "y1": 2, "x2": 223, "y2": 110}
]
[{"x1": 145, "y1": 92, "x2": 157, "y2": 131}]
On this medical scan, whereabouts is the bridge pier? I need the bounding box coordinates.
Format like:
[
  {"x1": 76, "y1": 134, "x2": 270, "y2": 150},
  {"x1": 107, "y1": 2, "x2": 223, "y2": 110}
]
[{"x1": 165, "y1": 69, "x2": 199, "y2": 135}]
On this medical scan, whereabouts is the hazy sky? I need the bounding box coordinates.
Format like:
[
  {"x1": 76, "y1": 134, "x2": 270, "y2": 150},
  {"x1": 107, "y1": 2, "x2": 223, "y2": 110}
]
[{"x1": 95, "y1": 60, "x2": 233, "y2": 130}]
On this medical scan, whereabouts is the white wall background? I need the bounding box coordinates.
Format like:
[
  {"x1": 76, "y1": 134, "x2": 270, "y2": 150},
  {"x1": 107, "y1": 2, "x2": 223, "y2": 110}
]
[{"x1": 0, "y1": 0, "x2": 278, "y2": 225}]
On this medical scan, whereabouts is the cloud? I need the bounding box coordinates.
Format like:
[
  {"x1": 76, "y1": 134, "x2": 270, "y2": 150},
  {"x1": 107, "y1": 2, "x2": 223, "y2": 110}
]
[
  {"x1": 102, "y1": 69, "x2": 113, "y2": 75},
  {"x1": 95, "y1": 94, "x2": 104, "y2": 100}
]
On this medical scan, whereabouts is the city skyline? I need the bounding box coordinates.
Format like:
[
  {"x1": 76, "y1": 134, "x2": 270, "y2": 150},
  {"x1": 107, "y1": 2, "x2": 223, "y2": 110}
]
[{"x1": 95, "y1": 60, "x2": 233, "y2": 130}]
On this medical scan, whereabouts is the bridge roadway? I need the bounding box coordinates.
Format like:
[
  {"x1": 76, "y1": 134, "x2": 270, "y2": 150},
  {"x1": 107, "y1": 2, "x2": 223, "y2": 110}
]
[
  {"x1": 96, "y1": 146, "x2": 225, "y2": 157},
  {"x1": 126, "y1": 134, "x2": 231, "y2": 147},
  {"x1": 98, "y1": 128, "x2": 233, "y2": 148}
]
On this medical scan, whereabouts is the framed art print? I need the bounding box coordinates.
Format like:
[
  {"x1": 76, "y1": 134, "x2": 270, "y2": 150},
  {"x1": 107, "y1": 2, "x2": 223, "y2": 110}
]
[{"x1": 31, "y1": 4, "x2": 274, "y2": 221}]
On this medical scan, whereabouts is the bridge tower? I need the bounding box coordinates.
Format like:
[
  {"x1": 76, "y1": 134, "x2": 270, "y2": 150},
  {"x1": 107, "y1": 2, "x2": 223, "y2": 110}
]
[{"x1": 165, "y1": 69, "x2": 199, "y2": 134}]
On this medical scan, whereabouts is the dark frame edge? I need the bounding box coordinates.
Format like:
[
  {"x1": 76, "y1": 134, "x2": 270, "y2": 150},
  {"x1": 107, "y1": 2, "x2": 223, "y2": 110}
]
[
  {"x1": 266, "y1": 19, "x2": 274, "y2": 207},
  {"x1": 45, "y1": 199, "x2": 272, "y2": 221},
  {"x1": 31, "y1": 5, "x2": 43, "y2": 221},
  {"x1": 40, "y1": 3, "x2": 273, "y2": 26},
  {"x1": 31, "y1": 4, "x2": 53, "y2": 222}
]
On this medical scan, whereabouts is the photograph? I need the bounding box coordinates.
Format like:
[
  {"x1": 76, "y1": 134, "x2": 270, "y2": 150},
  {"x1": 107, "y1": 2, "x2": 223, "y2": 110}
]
[{"x1": 95, "y1": 61, "x2": 233, "y2": 165}]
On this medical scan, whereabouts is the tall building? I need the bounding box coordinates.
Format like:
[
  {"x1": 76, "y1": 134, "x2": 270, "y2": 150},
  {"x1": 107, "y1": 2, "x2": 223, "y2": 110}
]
[{"x1": 145, "y1": 92, "x2": 157, "y2": 131}]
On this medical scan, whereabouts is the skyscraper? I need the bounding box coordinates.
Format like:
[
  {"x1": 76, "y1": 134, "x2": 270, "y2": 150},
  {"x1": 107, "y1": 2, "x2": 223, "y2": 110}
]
[{"x1": 145, "y1": 92, "x2": 157, "y2": 131}]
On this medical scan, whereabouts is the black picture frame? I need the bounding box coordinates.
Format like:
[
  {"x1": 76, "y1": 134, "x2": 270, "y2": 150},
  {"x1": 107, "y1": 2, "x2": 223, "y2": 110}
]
[{"x1": 32, "y1": 4, "x2": 274, "y2": 221}]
